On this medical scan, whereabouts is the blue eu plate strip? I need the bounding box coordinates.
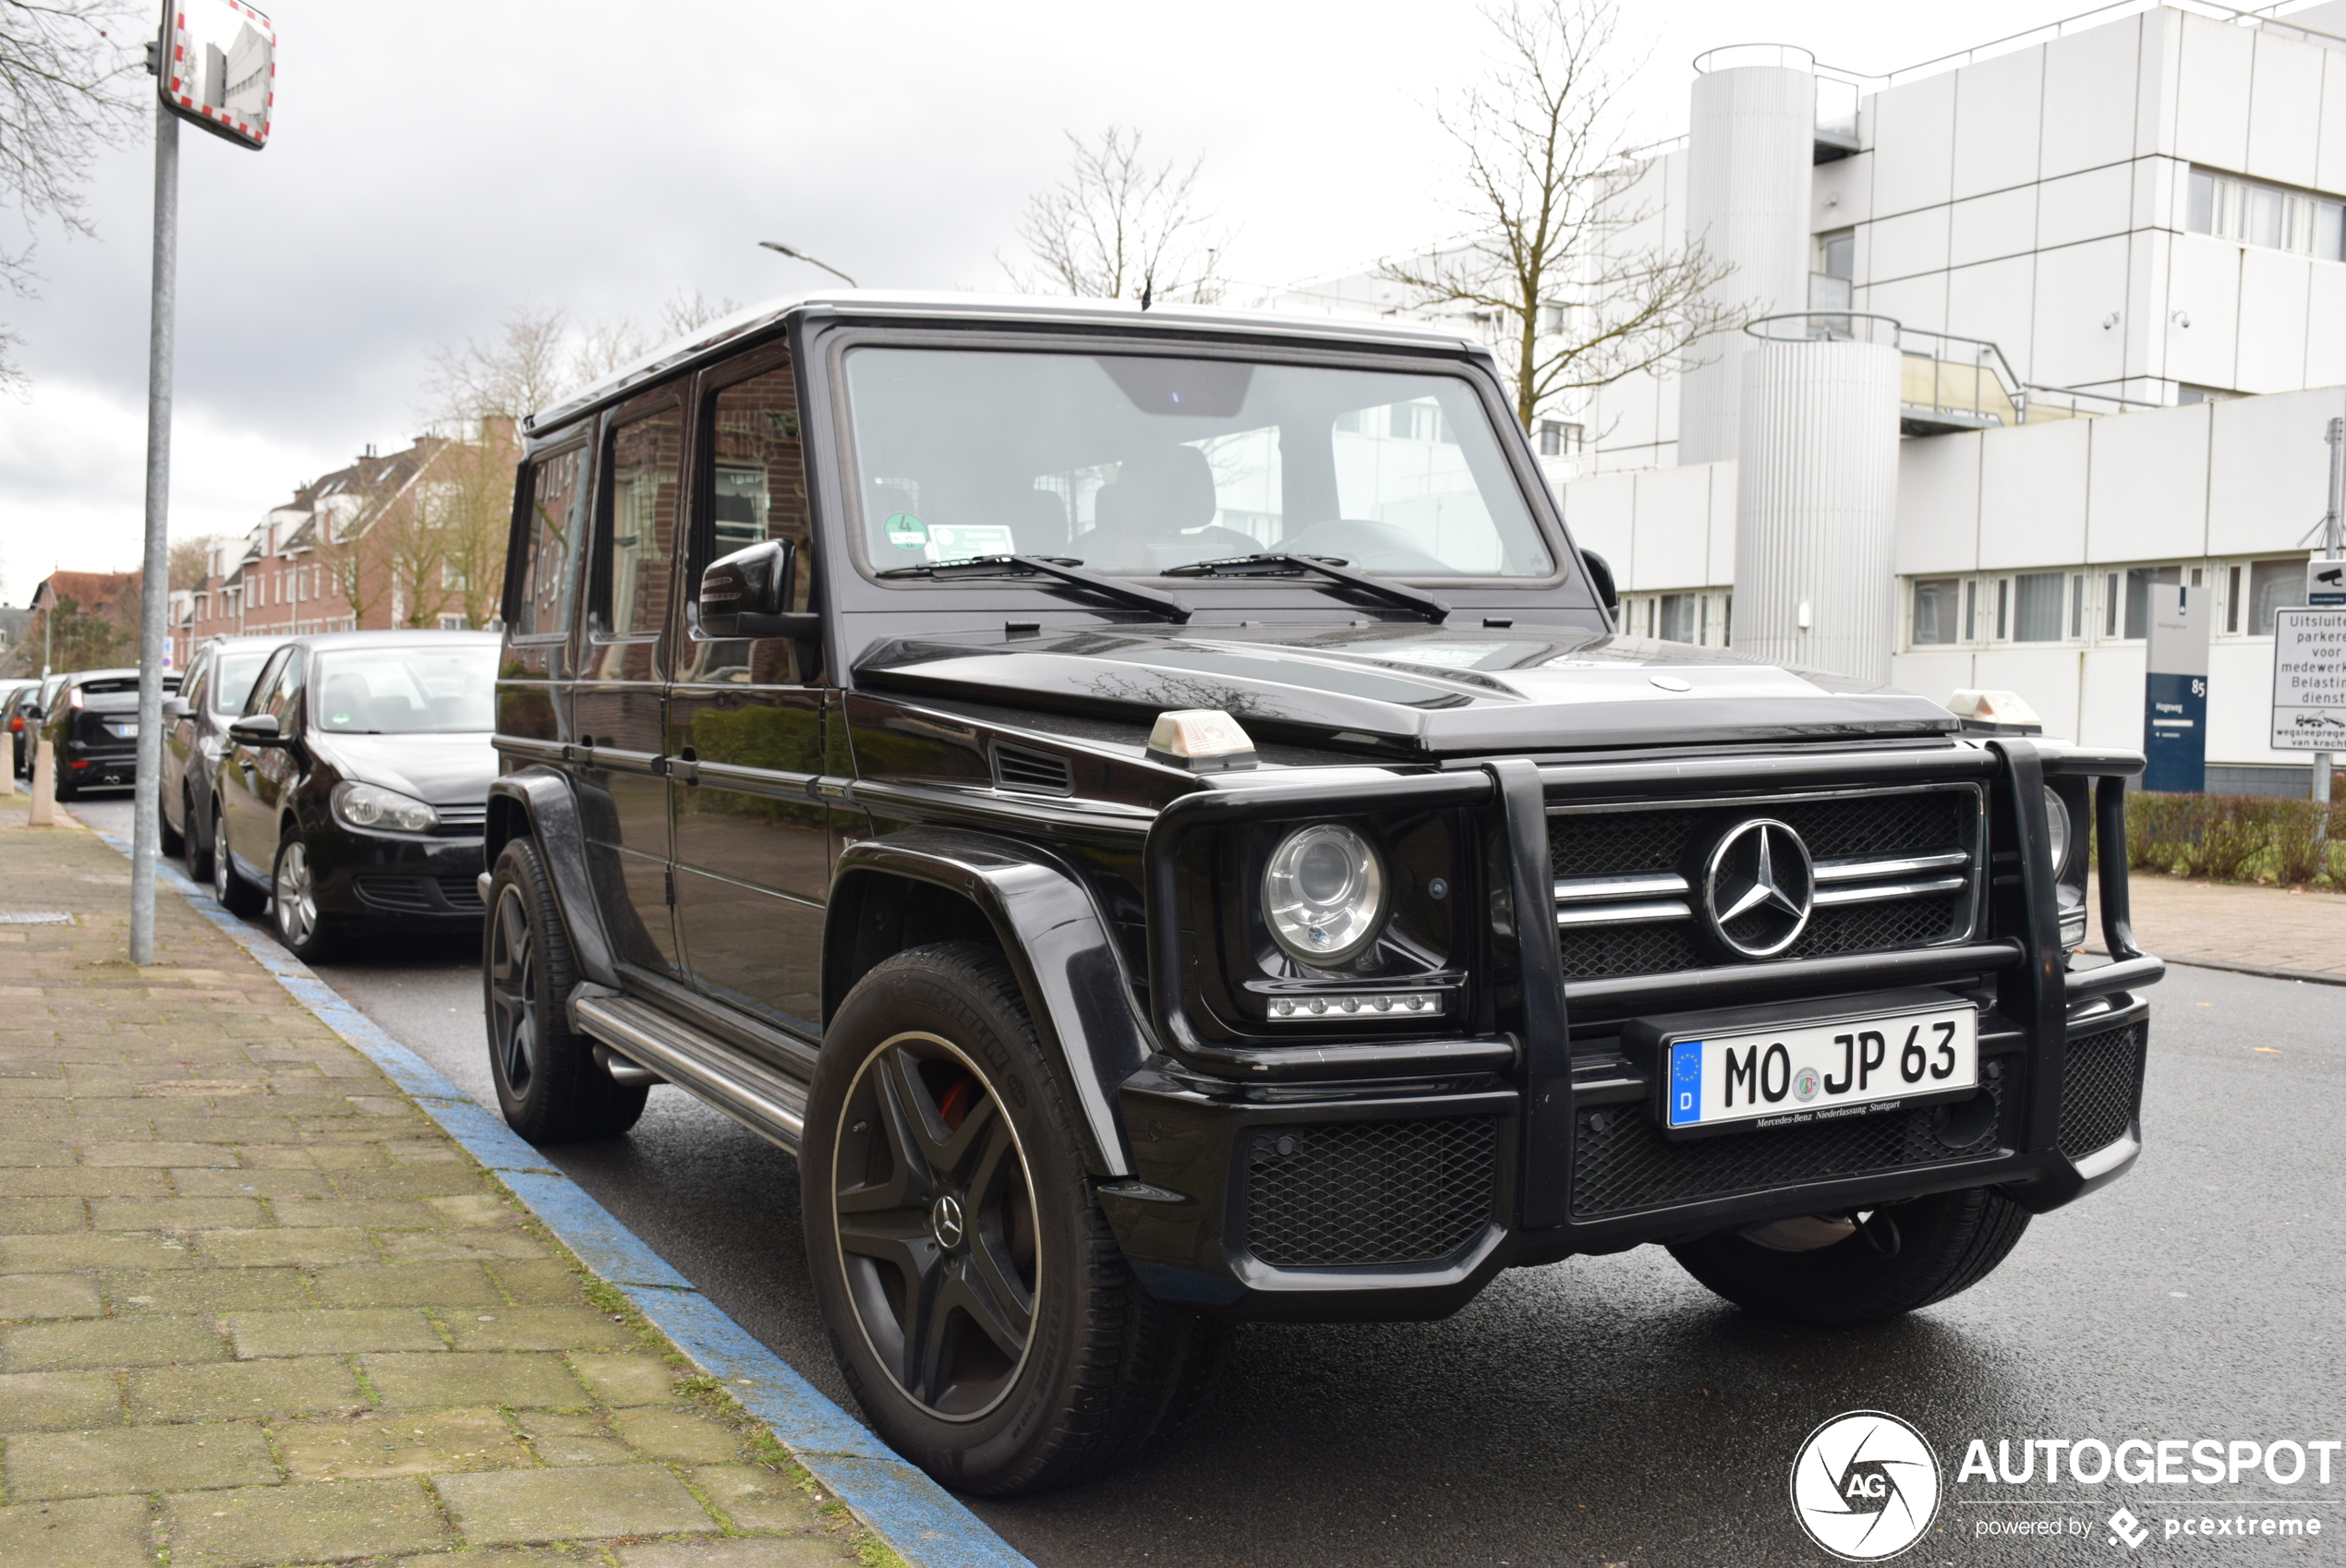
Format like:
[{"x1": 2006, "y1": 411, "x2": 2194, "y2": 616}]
[{"x1": 1669, "y1": 1039, "x2": 1704, "y2": 1128}]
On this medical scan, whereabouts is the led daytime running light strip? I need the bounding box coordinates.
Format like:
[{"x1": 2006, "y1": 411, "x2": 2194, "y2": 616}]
[{"x1": 1266, "y1": 992, "x2": 1441, "y2": 1019}]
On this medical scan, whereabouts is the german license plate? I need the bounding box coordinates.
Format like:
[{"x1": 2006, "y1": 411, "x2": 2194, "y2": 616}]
[
  {"x1": 1661, "y1": 1003, "x2": 1977, "y2": 1135},
  {"x1": 107, "y1": 723, "x2": 137, "y2": 738}
]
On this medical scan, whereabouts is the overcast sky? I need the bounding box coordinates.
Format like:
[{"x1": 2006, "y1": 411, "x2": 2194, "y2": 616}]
[{"x1": 0, "y1": 0, "x2": 2096, "y2": 603}]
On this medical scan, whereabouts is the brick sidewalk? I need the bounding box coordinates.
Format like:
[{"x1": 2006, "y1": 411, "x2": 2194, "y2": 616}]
[
  {"x1": 2092, "y1": 872, "x2": 2346, "y2": 980},
  {"x1": 0, "y1": 811, "x2": 868, "y2": 1568}
]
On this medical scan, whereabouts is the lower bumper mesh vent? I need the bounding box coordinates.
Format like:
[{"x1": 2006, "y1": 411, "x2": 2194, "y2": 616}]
[
  {"x1": 1244, "y1": 1118, "x2": 1498, "y2": 1269},
  {"x1": 2057, "y1": 1022, "x2": 2147, "y2": 1159},
  {"x1": 1571, "y1": 1080, "x2": 2006, "y2": 1220}
]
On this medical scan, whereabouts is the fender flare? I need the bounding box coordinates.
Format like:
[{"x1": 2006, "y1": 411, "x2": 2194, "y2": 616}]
[
  {"x1": 828, "y1": 826, "x2": 1149, "y2": 1178},
  {"x1": 486, "y1": 768, "x2": 622, "y2": 989}
]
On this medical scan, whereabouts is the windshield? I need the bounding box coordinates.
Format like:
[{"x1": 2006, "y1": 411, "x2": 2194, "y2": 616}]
[
  {"x1": 313, "y1": 645, "x2": 495, "y2": 735},
  {"x1": 841, "y1": 348, "x2": 1555, "y2": 580},
  {"x1": 211, "y1": 653, "x2": 269, "y2": 716}
]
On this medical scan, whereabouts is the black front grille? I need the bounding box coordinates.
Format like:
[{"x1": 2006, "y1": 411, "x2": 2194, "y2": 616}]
[
  {"x1": 1243, "y1": 1118, "x2": 1498, "y2": 1268},
  {"x1": 1550, "y1": 789, "x2": 1976, "y2": 980},
  {"x1": 2057, "y1": 1021, "x2": 2147, "y2": 1158},
  {"x1": 1570, "y1": 1080, "x2": 2005, "y2": 1220},
  {"x1": 438, "y1": 875, "x2": 484, "y2": 912}
]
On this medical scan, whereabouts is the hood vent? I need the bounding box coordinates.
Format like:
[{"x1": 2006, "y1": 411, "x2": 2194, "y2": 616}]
[{"x1": 992, "y1": 742, "x2": 1073, "y2": 796}]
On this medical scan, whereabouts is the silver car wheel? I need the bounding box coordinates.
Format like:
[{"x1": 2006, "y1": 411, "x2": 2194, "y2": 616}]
[{"x1": 273, "y1": 838, "x2": 317, "y2": 947}]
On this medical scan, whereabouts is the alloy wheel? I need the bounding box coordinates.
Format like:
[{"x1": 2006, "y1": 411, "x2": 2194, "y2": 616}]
[
  {"x1": 211, "y1": 813, "x2": 231, "y2": 903},
  {"x1": 273, "y1": 839, "x2": 317, "y2": 947},
  {"x1": 831, "y1": 1032, "x2": 1038, "y2": 1421},
  {"x1": 487, "y1": 885, "x2": 538, "y2": 1094}
]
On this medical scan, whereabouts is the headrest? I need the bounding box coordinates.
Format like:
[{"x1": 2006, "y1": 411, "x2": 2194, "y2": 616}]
[{"x1": 1093, "y1": 444, "x2": 1218, "y2": 535}]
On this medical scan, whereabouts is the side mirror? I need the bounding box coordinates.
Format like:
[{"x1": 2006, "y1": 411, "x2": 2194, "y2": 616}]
[
  {"x1": 228, "y1": 714, "x2": 287, "y2": 747},
  {"x1": 697, "y1": 538, "x2": 819, "y2": 639},
  {"x1": 1580, "y1": 549, "x2": 1620, "y2": 624},
  {"x1": 162, "y1": 696, "x2": 191, "y2": 719}
]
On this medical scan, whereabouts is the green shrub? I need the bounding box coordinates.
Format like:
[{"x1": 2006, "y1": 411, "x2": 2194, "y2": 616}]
[{"x1": 2125, "y1": 790, "x2": 2345, "y2": 887}]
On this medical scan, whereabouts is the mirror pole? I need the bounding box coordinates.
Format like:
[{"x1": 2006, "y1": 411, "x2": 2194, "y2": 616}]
[{"x1": 129, "y1": 95, "x2": 179, "y2": 967}]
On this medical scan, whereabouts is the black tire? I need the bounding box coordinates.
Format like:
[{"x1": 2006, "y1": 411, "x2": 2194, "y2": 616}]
[
  {"x1": 53, "y1": 768, "x2": 77, "y2": 801},
  {"x1": 483, "y1": 837, "x2": 647, "y2": 1142},
  {"x1": 1667, "y1": 1187, "x2": 2032, "y2": 1326},
  {"x1": 270, "y1": 828, "x2": 337, "y2": 961},
  {"x1": 211, "y1": 802, "x2": 268, "y2": 917},
  {"x1": 804, "y1": 940, "x2": 1225, "y2": 1496},
  {"x1": 182, "y1": 788, "x2": 212, "y2": 881}
]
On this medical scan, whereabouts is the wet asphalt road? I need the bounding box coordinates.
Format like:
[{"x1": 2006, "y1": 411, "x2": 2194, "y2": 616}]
[{"x1": 72, "y1": 791, "x2": 2346, "y2": 1566}]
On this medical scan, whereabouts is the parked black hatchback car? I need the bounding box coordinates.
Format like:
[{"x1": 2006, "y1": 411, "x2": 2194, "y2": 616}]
[
  {"x1": 38, "y1": 668, "x2": 181, "y2": 799},
  {"x1": 211, "y1": 631, "x2": 499, "y2": 958},
  {"x1": 482, "y1": 292, "x2": 2162, "y2": 1496}
]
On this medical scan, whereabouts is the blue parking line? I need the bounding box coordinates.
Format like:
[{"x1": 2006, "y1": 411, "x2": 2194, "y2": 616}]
[{"x1": 91, "y1": 828, "x2": 1035, "y2": 1568}]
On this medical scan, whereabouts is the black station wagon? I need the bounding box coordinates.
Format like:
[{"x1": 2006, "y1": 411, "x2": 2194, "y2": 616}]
[{"x1": 482, "y1": 293, "x2": 2162, "y2": 1495}]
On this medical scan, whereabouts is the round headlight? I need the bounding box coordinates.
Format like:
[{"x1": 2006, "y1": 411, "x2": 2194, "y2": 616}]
[
  {"x1": 2042, "y1": 785, "x2": 2072, "y2": 873},
  {"x1": 333, "y1": 781, "x2": 439, "y2": 833},
  {"x1": 1263, "y1": 823, "x2": 1386, "y2": 965}
]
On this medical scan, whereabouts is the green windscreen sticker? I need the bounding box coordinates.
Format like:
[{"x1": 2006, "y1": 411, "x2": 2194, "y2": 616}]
[{"x1": 885, "y1": 513, "x2": 929, "y2": 551}]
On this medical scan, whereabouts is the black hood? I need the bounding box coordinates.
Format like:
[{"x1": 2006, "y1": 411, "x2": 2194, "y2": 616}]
[
  {"x1": 310, "y1": 731, "x2": 498, "y2": 805},
  {"x1": 854, "y1": 622, "x2": 1957, "y2": 756}
]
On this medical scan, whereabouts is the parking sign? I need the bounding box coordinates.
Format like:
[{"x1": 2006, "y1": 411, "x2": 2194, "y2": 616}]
[{"x1": 2268, "y1": 608, "x2": 2346, "y2": 750}]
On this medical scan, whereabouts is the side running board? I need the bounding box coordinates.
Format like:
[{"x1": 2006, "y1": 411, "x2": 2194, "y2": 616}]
[{"x1": 572, "y1": 995, "x2": 809, "y2": 1154}]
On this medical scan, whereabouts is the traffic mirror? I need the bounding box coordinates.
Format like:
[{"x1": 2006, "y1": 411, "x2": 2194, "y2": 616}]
[{"x1": 158, "y1": 0, "x2": 276, "y2": 151}]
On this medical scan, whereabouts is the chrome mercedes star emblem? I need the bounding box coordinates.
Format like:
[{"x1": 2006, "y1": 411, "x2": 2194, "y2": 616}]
[
  {"x1": 929, "y1": 1194, "x2": 966, "y2": 1249},
  {"x1": 1700, "y1": 818, "x2": 1814, "y2": 959}
]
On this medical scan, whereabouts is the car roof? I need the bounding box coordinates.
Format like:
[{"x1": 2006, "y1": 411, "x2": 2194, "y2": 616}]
[
  {"x1": 526, "y1": 288, "x2": 1497, "y2": 440},
  {"x1": 281, "y1": 631, "x2": 502, "y2": 651}
]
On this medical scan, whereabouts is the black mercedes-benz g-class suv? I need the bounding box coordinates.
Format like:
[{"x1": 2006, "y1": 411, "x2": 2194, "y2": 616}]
[{"x1": 483, "y1": 293, "x2": 2160, "y2": 1496}]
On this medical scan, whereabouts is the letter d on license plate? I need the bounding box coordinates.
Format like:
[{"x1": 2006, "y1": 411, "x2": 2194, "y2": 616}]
[{"x1": 1660, "y1": 1002, "x2": 1977, "y2": 1137}]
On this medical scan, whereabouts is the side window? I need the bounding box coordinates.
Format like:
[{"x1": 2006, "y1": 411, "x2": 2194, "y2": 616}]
[
  {"x1": 590, "y1": 404, "x2": 683, "y2": 680},
  {"x1": 683, "y1": 363, "x2": 811, "y2": 685},
  {"x1": 182, "y1": 654, "x2": 212, "y2": 715},
  {"x1": 262, "y1": 653, "x2": 304, "y2": 724},
  {"x1": 515, "y1": 445, "x2": 587, "y2": 639}
]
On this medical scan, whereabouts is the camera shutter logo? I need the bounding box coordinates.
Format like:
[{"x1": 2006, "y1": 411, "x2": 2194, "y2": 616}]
[{"x1": 1789, "y1": 1410, "x2": 1941, "y2": 1561}]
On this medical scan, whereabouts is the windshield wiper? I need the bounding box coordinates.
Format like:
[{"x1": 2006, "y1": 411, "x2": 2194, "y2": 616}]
[
  {"x1": 874, "y1": 554, "x2": 1190, "y2": 622},
  {"x1": 1163, "y1": 553, "x2": 1449, "y2": 622}
]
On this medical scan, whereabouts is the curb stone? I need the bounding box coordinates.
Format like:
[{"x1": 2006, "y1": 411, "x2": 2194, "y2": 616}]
[{"x1": 82, "y1": 824, "x2": 1036, "y2": 1568}]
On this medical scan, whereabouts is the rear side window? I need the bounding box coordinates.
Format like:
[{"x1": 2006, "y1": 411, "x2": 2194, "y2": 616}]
[
  {"x1": 587, "y1": 402, "x2": 683, "y2": 681},
  {"x1": 514, "y1": 446, "x2": 587, "y2": 639}
]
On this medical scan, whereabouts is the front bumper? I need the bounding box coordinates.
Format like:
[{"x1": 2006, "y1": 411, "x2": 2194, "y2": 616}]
[
  {"x1": 311, "y1": 830, "x2": 488, "y2": 928},
  {"x1": 1104, "y1": 742, "x2": 2160, "y2": 1322}
]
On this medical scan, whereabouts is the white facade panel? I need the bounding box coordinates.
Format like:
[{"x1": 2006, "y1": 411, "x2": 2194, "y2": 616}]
[
  {"x1": 1868, "y1": 205, "x2": 1953, "y2": 282},
  {"x1": 2207, "y1": 386, "x2": 2346, "y2": 555},
  {"x1": 1978, "y1": 418, "x2": 2089, "y2": 571},
  {"x1": 2243, "y1": 32, "x2": 2326, "y2": 189},
  {"x1": 2036, "y1": 163, "x2": 2133, "y2": 253},
  {"x1": 1945, "y1": 255, "x2": 2038, "y2": 380},
  {"x1": 1950, "y1": 186, "x2": 2038, "y2": 269},
  {"x1": 1735, "y1": 339, "x2": 1903, "y2": 683},
  {"x1": 2232, "y1": 248, "x2": 2313, "y2": 394},
  {"x1": 2078, "y1": 645, "x2": 2149, "y2": 750},
  {"x1": 2306, "y1": 266, "x2": 2346, "y2": 389},
  {"x1": 1893, "y1": 430, "x2": 1981, "y2": 575},
  {"x1": 2172, "y1": 13, "x2": 2255, "y2": 172},
  {"x1": 2320, "y1": 51, "x2": 2346, "y2": 195},
  {"x1": 2040, "y1": 16, "x2": 2146, "y2": 179},
  {"x1": 1859, "y1": 271, "x2": 1950, "y2": 336},
  {"x1": 1629, "y1": 464, "x2": 1714, "y2": 590},
  {"x1": 1706, "y1": 461, "x2": 1738, "y2": 585},
  {"x1": 2085, "y1": 401, "x2": 2209, "y2": 564},
  {"x1": 1952, "y1": 48, "x2": 2047, "y2": 200},
  {"x1": 2207, "y1": 640, "x2": 2292, "y2": 765},
  {"x1": 2127, "y1": 225, "x2": 2174, "y2": 386},
  {"x1": 1974, "y1": 647, "x2": 2085, "y2": 738},
  {"x1": 1889, "y1": 650, "x2": 1977, "y2": 706},
  {"x1": 2162, "y1": 234, "x2": 2242, "y2": 389},
  {"x1": 1869, "y1": 72, "x2": 1958, "y2": 217},
  {"x1": 1562, "y1": 470, "x2": 1636, "y2": 579},
  {"x1": 2030, "y1": 235, "x2": 2133, "y2": 390}
]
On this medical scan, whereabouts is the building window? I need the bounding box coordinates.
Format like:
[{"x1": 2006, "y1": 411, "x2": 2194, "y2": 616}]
[
  {"x1": 2226, "y1": 565, "x2": 2243, "y2": 633},
  {"x1": 2247, "y1": 559, "x2": 2305, "y2": 634},
  {"x1": 1657, "y1": 592, "x2": 1697, "y2": 643},
  {"x1": 2122, "y1": 565, "x2": 2181, "y2": 639},
  {"x1": 1995, "y1": 578, "x2": 2010, "y2": 640},
  {"x1": 2013, "y1": 572, "x2": 2065, "y2": 641},
  {"x1": 2070, "y1": 573, "x2": 2085, "y2": 638},
  {"x1": 1965, "y1": 580, "x2": 1977, "y2": 641},
  {"x1": 2187, "y1": 166, "x2": 2346, "y2": 261},
  {"x1": 438, "y1": 613, "x2": 467, "y2": 631},
  {"x1": 1537, "y1": 420, "x2": 1583, "y2": 457},
  {"x1": 1912, "y1": 577, "x2": 1962, "y2": 645}
]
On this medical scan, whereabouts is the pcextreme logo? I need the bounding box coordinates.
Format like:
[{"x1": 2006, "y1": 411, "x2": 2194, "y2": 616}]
[{"x1": 1791, "y1": 1410, "x2": 1944, "y2": 1562}]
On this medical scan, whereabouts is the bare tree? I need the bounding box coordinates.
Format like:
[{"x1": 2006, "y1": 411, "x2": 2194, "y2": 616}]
[
  {"x1": 1005, "y1": 127, "x2": 1226, "y2": 305},
  {"x1": 166, "y1": 533, "x2": 218, "y2": 593},
  {"x1": 659, "y1": 286, "x2": 742, "y2": 341},
  {"x1": 423, "y1": 306, "x2": 574, "y2": 426},
  {"x1": 1380, "y1": 0, "x2": 1747, "y2": 431},
  {"x1": 432, "y1": 421, "x2": 520, "y2": 630},
  {"x1": 0, "y1": 0, "x2": 137, "y2": 388}
]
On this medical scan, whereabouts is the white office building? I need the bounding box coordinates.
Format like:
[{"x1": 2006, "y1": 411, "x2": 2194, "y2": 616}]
[{"x1": 1263, "y1": 0, "x2": 2346, "y2": 795}]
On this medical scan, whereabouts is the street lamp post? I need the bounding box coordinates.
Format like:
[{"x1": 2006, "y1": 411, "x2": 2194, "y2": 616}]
[{"x1": 758, "y1": 241, "x2": 859, "y2": 287}]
